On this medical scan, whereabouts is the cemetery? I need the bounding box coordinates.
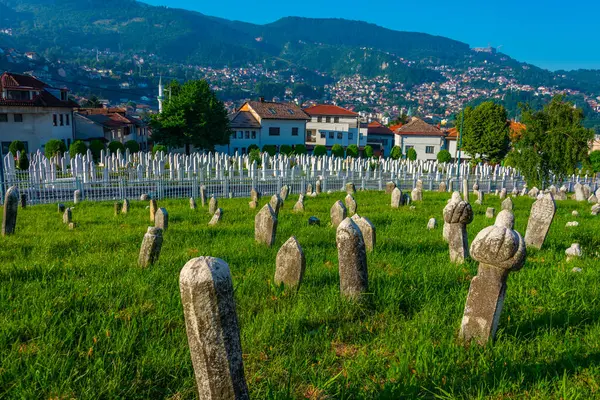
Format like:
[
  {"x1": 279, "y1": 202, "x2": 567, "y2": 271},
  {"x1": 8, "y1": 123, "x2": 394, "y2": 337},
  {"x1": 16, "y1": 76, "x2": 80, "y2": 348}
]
[{"x1": 2, "y1": 155, "x2": 600, "y2": 398}]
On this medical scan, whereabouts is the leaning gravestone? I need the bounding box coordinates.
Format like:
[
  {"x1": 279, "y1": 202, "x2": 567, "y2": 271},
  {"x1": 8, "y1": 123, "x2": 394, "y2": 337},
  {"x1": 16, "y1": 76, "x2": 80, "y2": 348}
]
[
  {"x1": 346, "y1": 182, "x2": 356, "y2": 195},
  {"x1": 149, "y1": 199, "x2": 158, "y2": 222},
  {"x1": 208, "y1": 208, "x2": 223, "y2": 226},
  {"x1": 336, "y1": 218, "x2": 368, "y2": 300},
  {"x1": 330, "y1": 200, "x2": 347, "y2": 228},
  {"x1": 345, "y1": 194, "x2": 357, "y2": 215},
  {"x1": 2, "y1": 186, "x2": 19, "y2": 236},
  {"x1": 459, "y1": 210, "x2": 526, "y2": 345},
  {"x1": 208, "y1": 196, "x2": 218, "y2": 215},
  {"x1": 351, "y1": 214, "x2": 376, "y2": 252},
  {"x1": 274, "y1": 236, "x2": 306, "y2": 289},
  {"x1": 138, "y1": 227, "x2": 163, "y2": 267},
  {"x1": 179, "y1": 257, "x2": 249, "y2": 400},
  {"x1": 155, "y1": 207, "x2": 169, "y2": 231},
  {"x1": 293, "y1": 195, "x2": 305, "y2": 213},
  {"x1": 501, "y1": 197, "x2": 513, "y2": 211},
  {"x1": 63, "y1": 207, "x2": 72, "y2": 224},
  {"x1": 122, "y1": 199, "x2": 130, "y2": 214},
  {"x1": 443, "y1": 192, "x2": 474, "y2": 264},
  {"x1": 391, "y1": 187, "x2": 403, "y2": 208},
  {"x1": 269, "y1": 194, "x2": 283, "y2": 215},
  {"x1": 524, "y1": 193, "x2": 556, "y2": 250},
  {"x1": 280, "y1": 185, "x2": 289, "y2": 202},
  {"x1": 255, "y1": 204, "x2": 277, "y2": 247}
]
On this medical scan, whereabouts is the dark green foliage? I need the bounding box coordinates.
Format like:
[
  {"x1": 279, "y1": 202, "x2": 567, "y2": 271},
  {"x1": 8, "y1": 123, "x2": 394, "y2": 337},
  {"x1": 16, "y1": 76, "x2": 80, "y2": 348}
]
[
  {"x1": 254, "y1": 81, "x2": 286, "y2": 100},
  {"x1": 248, "y1": 148, "x2": 261, "y2": 166},
  {"x1": 590, "y1": 150, "x2": 600, "y2": 172},
  {"x1": 460, "y1": 102, "x2": 510, "y2": 163},
  {"x1": 81, "y1": 95, "x2": 103, "y2": 108},
  {"x1": 69, "y1": 140, "x2": 87, "y2": 156},
  {"x1": 346, "y1": 144, "x2": 359, "y2": 158},
  {"x1": 152, "y1": 144, "x2": 168, "y2": 155},
  {"x1": 279, "y1": 144, "x2": 293, "y2": 156},
  {"x1": 437, "y1": 149, "x2": 452, "y2": 163},
  {"x1": 8, "y1": 140, "x2": 25, "y2": 156},
  {"x1": 89, "y1": 140, "x2": 105, "y2": 161},
  {"x1": 313, "y1": 145, "x2": 327, "y2": 156},
  {"x1": 390, "y1": 146, "x2": 402, "y2": 160},
  {"x1": 363, "y1": 145, "x2": 374, "y2": 158},
  {"x1": 407, "y1": 148, "x2": 417, "y2": 161},
  {"x1": 247, "y1": 144, "x2": 259, "y2": 152},
  {"x1": 150, "y1": 80, "x2": 230, "y2": 154},
  {"x1": 511, "y1": 95, "x2": 594, "y2": 187},
  {"x1": 262, "y1": 145, "x2": 277, "y2": 156},
  {"x1": 124, "y1": 140, "x2": 140, "y2": 153},
  {"x1": 44, "y1": 139, "x2": 66, "y2": 158},
  {"x1": 108, "y1": 141, "x2": 125, "y2": 153},
  {"x1": 331, "y1": 144, "x2": 344, "y2": 158},
  {"x1": 17, "y1": 153, "x2": 29, "y2": 170},
  {"x1": 294, "y1": 144, "x2": 307, "y2": 155}
]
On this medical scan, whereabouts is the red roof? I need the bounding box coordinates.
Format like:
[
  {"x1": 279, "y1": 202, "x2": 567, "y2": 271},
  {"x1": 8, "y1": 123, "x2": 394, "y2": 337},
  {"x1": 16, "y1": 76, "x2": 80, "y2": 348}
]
[
  {"x1": 303, "y1": 104, "x2": 358, "y2": 117},
  {"x1": 367, "y1": 121, "x2": 394, "y2": 136},
  {"x1": 0, "y1": 72, "x2": 48, "y2": 89},
  {"x1": 446, "y1": 127, "x2": 458, "y2": 140},
  {"x1": 394, "y1": 117, "x2": 444, "y2": 137},
  {"x1": 389, "y1": 123, "x2": 403, "y2": 131}
]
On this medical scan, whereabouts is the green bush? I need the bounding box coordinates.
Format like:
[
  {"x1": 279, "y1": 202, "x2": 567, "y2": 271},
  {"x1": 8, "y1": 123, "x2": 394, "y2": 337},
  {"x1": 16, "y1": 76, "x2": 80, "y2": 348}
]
[
  {"x1": 590, "y1": 150, "x2": 600, "y2": 172},
  {"x1": 331, "y1": 144, "x2": 344, "y2": 158},
  {"x1": 248, "y1": 148, "x2": 261, "y2": 167},
  {"x1": 124, "y1": 140, "x2": 140, "y2": 153},
  {"x1": 69, "y1": 140, "x2": 88, "y2": 156},
  {"x1": 89, "y1": 140, "x2": 105, "y2": 161},
  {"x1": 247, "y1": 144, "x2": 259, "y2": 152},
  {"x1": 294, "y1": 144, "x2": 307, "y2": 155},
  {"x1": 313, "y1": 145, "x2": 327, "y2": 157},
  {"x1": 44, "y1": 139, "x2": 67, "y2": 158},
  {"x1": 346, "y1": 144, "x2": 359, "y2": 158},
  {"x1": 279, "y1": 144, "x2": 293, "y2": 156},
  {"x1": 262, "y1": 145, "x2": 277, "y2": 156},
  {"x1": 9, "y1": 140, "x2": 25, "y2": 156},
  {"x1": 363, "y1": 145, "x2": 374, "y2": 158},
  {"x1": 152, "y1": 144, "x2": 167, "y2": 155},
  {"x1": 437, "y1": 149, "x2": 452, "y2": 163},
  {"x1": 108, "y1": 141, "x2": 125, "y2": 153},
  {"x1": 407, "y1": 148, "x2": 417, "y2": 161},
  {"x1": 18, "y1": 153, "x2": 29, "y2": 170},
  {"x1": 390, "y1": 146, "x2": 402, "y2": 160}
]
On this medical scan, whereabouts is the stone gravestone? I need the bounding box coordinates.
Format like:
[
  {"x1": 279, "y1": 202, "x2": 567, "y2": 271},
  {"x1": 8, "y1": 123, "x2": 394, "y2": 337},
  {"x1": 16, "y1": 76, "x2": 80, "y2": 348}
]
[
  {"x1": 293, "y1": 195, "x2": 305, "y2": 213},
  {"x1": 315, "y1": 180, "x2": 322, "y2": 194},
  {"x1": 306, "y1": 183, "x2": 313, "y2": 195},
  {"x1": 574, "y1": 183, "x2": 586, "y2": 202},
  {"x1": 501, "y1": 197, "x2": 513, "y2": 211},
  {"x1": 74, "y1": 189, "x2": 81, "y2": 204},
  {"x1": 330, "y1": 200, "x2": 347, "y2": 228},
  {"x1": 189, "y1": 197, "x2": 197, "y2": 210},
  {"x1": 427, "y1": 218, "x2": 436, "y2": 230},
  {"x1": 438, "y1": 181, "x2": 447, "y2": 192},
  {"x1": 149, "y1": 199, "x2": 158, "y2": 222},
  {"x1": 208, "y1": 196, "x2": 218, "y2": 215},
  {"x1": 269, "y1": 194, "x2": 283, "y2": 215},
  {"x1": 179, "y1": 257, "x2": 249, "y2": 400},
  {"x1": 208, "y1": 208, "x2": 223, "y2": 226},
  {"x1": 565, "y1": 243, "x2": 582, "y2": 262},
  {"x1": 411, "y1": 187, "x2": 423, "y2": 201},
  {"x1": 2, "y1": 186, "x2": 19, "y2": 236},
  {"x1": 524, "y1": 193, "x2": 556, "y2": 250},
  {"x1": 475, "y1": 190, "x2": 484, "y2": 205},
  {"x1": 122, "y1": 199, "x2": 130, "y2": 214},
  {"x1": 459, "y1": 210, "x2": 526, "y2": 345},
  {"x1": 63, "y1": 207, "x2": 72, "y2": 224},
  {"x1": 391, "y1": 187, "x2": 403, "y2": 208},
  {"x1": 140, "y1": 193, "x2": 149, "y2": 201},
  {"x1": 499, "y1": 188, "x2": 507, "y2": 200},
  {"x1": 345, "y1": 194, "x2": 357, "y2": 215},
  {"x1": 486, "y1": 207, "x2": 495, "y2": 219},
  {"x1": 346, "y1": 182, "x2": 356, "y2": 195},
  {"x1": 385, "y1": 181, "x2": 396, "y2": 194},
  {"x1": 199, "y1": 185, "x2": 207, "y2": 207},
  {"x1": 154, "y1": 207, "x2": 169, "y2": 231},
  {"x1": 280, "y1": 185, "x2": 289, "y2": 202},
  {"x1": 19, "y1": 193, "x2": 27, "y2": 209},
  {"x1": 274, "y1": 236, "x2": 306, "y2": 289},
  {"x1": 351, "y1": 214, "x2": 376, "y2": 252},
  {"x1": 255, "y1": 204, "x2": 277, "y2": 247},
  {"x1": 138, "y1": 227, "x2": 163, "y2": 267},
  {"x1": 462, "y1": 179, "x2": 469, "y2": 202},
  {"x1": 336, "y1": 218, "x2": 368, "y2": 300},
  {"x1": 250, "y1": 188, "x2": 260, "y2": 203},
  {"x1": 443, "y1": 192, "x2": 474, "y2": 264}
]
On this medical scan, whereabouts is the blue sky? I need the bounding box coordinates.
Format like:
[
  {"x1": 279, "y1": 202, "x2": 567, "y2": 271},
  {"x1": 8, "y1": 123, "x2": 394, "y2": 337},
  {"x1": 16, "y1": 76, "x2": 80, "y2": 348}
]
[{"x1": 143, "y1": 0, "x2": 600, "y2": 71}]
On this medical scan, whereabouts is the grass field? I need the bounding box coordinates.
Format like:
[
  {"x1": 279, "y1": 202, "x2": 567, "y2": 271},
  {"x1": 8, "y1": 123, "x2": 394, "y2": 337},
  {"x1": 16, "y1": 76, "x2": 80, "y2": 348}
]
[{"x1": 1, "y1": 191, "x2": 600, "y2": 399}]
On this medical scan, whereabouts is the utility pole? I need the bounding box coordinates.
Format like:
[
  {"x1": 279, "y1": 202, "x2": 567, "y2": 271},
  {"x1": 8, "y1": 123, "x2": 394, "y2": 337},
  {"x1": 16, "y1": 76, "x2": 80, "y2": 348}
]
[{"x1": 456, "y1": 109, "x2": 465, "y2": 183}]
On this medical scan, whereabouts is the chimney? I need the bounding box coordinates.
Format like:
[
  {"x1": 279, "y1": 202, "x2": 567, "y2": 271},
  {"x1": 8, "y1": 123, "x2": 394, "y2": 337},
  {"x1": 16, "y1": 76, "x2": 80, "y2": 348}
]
[{"x1": 259, "y1": 97, "x2": 264, "y2": 103}]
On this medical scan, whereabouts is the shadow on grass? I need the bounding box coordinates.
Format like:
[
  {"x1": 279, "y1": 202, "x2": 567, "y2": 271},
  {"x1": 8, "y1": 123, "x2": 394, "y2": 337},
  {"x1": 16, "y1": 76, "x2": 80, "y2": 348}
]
[{"x1": 508, "y1": 308, "x2": 600, "y2": 340}]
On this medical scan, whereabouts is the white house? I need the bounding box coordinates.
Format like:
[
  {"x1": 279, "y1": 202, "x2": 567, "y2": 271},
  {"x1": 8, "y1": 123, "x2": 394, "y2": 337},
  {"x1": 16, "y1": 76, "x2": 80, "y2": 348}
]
[
  {"x1": 219, "y1": 99, "x2": 309, "y2": 155},
  {"x1": 0, "y1": 72, "x2": 77, "y2": 154},
  {"x1": 393, "y1": 117, "x2": 446, "y2": 161},
  {"x1": 303, "y1": 104, "x2": 367, "y2": 153},
  {"x1": 74, "y1": 107, "x2": 150, "y2": 150}
]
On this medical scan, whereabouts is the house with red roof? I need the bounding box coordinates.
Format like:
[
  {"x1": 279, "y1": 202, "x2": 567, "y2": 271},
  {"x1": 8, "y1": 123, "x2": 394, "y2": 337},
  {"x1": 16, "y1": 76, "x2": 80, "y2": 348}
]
[
  {"x1": 303, "y1": 104, "x2": 367, "y2": 153},
  {"x1": 0, "y1": 71, "x2": 78, "y2": 154},
  {"x1": 366, "y1": 121, "x2": 394, "y2": 157},
  {"x1": 74, "y1": 107, "x2": 150, "y2": 150},
  {"x1": 393, "y1": 117, "x2": 447, "y2": 161}
]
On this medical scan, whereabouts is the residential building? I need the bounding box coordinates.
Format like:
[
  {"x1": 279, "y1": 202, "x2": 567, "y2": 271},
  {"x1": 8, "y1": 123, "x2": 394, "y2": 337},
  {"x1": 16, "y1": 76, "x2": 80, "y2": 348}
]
[
  {"x1": 303, "y1": 104, "x2": 367, "y2": 153},
  {"x1": 0, "y1": 72, "x2": 78, "y2": 154},
  {"x1": 220, "y1": 99, "x2": 309, "y2": 155},
  {"x1": 366, "y1": 121, "x2": 394, "y2": 156},
  {"x1": 394, "y1": 117, "x2": 446, "y2": 161},
  {"x1": 74, "y1": 108, "x2": 150, "y2": 150}
]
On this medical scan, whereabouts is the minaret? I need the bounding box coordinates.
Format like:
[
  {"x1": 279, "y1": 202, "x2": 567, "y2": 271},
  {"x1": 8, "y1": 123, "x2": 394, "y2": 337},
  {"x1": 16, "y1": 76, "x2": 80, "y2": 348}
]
[{"x1": 157, "y1": 75, "x2": 164, "y2": 113}]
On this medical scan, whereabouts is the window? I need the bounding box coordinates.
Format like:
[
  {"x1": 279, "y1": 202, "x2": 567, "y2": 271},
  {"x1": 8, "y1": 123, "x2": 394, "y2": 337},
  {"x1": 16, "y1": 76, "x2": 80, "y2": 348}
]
[
  {"x1": 337, "y1": 132, "x2": 342, "y2": 139},
  {"x1": 6, "y1": 90, "x2": 30, "y2": 100},
  {"x1": 348, "y1": 132, "x2": 353, "y2": 140},
  {"x1": 238, "y1": 131, "x2": 243, "y2": 139},
  {"x1": 53, "y1": 114, "x2": 57, "y2": 126},
  {"x1": 59, "y1": 114, "x2": 64, "y2": 126},
  {"x1": 65, "y1": 114, "x2": 70, "y2": 126},
  {"x1": 317, "y1": 116, "x2": 322, "y2": 123},
  {"x1": 60, "y1": 91, "x2": 68, "y2": 101},
  {"x1": 405, "y1": 145, "x2": 414, "y2": 151},
  {"x1": 329, "y1": 132, "x2": 334, "y2": 139},
  {"x1": 292, "y1": 127, "x2": 299, "y2": 136},
  {"x1": 334, "y1": 117, "x2": 339, "y2": 123},
  {"x1": 13, "y1": 114, "x2": 23, "y2": 122},
  {"x1": 320, "y1": 132, "x2": 326, "y2": 139},
  {"x1": 426, "y1": 146, "x2": 434, "y2": 154},
  {"x1": 0, "y1": 114, "x2": 7, "y2": 122},
  {"x1": 268, "y1": 108, "x2": 277, "y2": 115},
  {"x1": 245, "y1": 131, "x2": 250, "y2": 139},
  {"x1": 287, "y1": 109, "x2": 295, "y2": 115},
  {"x1": 251, "y1": 131, "x2": 256, "y2": 139},
  {"x1": 326, "y1": 116, "x2": 331, "y2": 123},
  {"x1": 269, "y1": 127, "x2": 280, "y2": 136}
]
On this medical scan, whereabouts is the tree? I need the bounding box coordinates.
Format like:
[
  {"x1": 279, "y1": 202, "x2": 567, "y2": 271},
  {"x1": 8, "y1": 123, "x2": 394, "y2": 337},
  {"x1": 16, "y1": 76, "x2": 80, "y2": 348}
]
[
  {"x1": 45, "y1": 139, "x2": 66, "y2": 158},
  {"x1": 9, "y1": 140, "x2": 25, "y2": 156},
  {"x1": 511, "y1": 95, "x2": 594, "y2": 187},
  {"x1": 407, "y1": 148, "x2": 417, "y2": 161},
  {"x1": 248, "y1": 148, "x2": 261, "y2": 166},
  {"x1": 89, "y1": 140, "x2": 105, "y2": 161},
  {"x1": 108, "y1": 141, "x2": 125, "y2": 153},
  {"x1": 280, "y1": 144, "x2": 293, "y2": 156},
  {"x1": 313, "y1": 145, "x2": 327, "y2": 156},
  {"x1": 125, "y1": 140, "x2": 140, "y2": 153},
  {"x1": 437, "y1": 149, "x2": 452, "y2": 163},
  {"x1": 69, "y1": 140, "x2": 87, "y2": 156},
  {"x1": 331, "y1": 144, "x2": 344, "y2": 158},
  {"x1": 262, "y1": 145, "x2": 277, "y2": 156},
  {"x1": 152, "y1": 144, "x2": 167, "y2": 155},
  {"x1": 18, "y1": 153, "x2": 29, "y2": 170},
  {"x1": 150, "y1": 80, "x2": 230, "y2": 154},
  {"x1": 590, "y1": 150, "x2": 600, "y2": 172},
  {"x1": 363, "y1": 145, "x2": 374, "y2": 158},
  {"x1": 81, "y1": 95, "x2": 103, "y2": 108},
  {"x1": 390, "y1": 146, "x2": 402, "y2": 160},
  {"x1": 294, "y1": 144, "x2": 307, "y2": 155},
  {"x1": 247, "y1": 144, "x2": 259, "y2": 152},
  {"x1": 346, "y1": 144, "x2": 359, "y2": 158},
  {"x1": 460, "y1": 102, "x2": 510, "y2": 163}
]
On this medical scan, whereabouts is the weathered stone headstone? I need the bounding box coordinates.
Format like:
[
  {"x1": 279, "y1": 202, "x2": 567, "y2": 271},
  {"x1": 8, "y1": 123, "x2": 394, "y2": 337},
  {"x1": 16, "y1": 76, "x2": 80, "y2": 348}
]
[
  {"x1": 73, "y1": 189, "x2": 81, "y2": 204},
  {"x1": 58, "y1": 203, "x2": 65, "y2": 213},
  {"x1": 566, "y1": 221, "x2": 579, "y2": 227},
  {"x1": 459, "y1": 210, "x2": 526, "y2": 345},
  {"x1": 19, "y1": 193, "x2": 26, "y2": 209},
  {"x1": 592, "y1": 203, "x2": 600, "y2": 216},
  {"x1": 345, "y1": 194, "x2": 357, "y2": 215},
  {"x1": 528, "y1": 187, "x2": 540, "y2": 198},
  {"x1": 208, "y1": 208, "x2": 223, "y2": 226},
  {"x1": 280, "y1": 185, "x2": 289, "y2": 202},
  {"x1": 269, "y1": 194, "x2": 283, "y2": 215},
  {"x1": 122, "y1": 199, "x2": 130, "y2": 214},
  {"x1": 486, "y1": 207, "x2": 495, "y2": 219},
  {"x1": 199, "y1": 185, "x2": 207, "y2": 207},
  {"x1": 501, "y1": 197, "x2": 513, "y2": 211},
  {"x1": 427, "y1": 217, "x2": 437, "y2": 230},
  {"x1": 391, "y1": 187, "x2": 403, "y2": 208},
  {"x1": 248, "y1": 200, "x2": 258, "y2": 209},
  {"x1": 566, "y1": 243, "x2": 582, "y2": 261},
  {"x1": 274, "y1": 236, "x2": 306, "y2": 289},
  {"x1": 330, "y1": 200, "x2": 347, "y2": 228},
  {"x1": 149, "y1": 199, "x2": 158, "y2": 222},
  {"x1": 438, "y1": 181, "x2": 447, "y2": 192},
  {"x1": 346, "y1": 182, "x2": 356, "y2": 195},
  {"x1": 255, "y1": 204, "x2": 277, "y2": 247},
  {"x1": 524, "y1": 193, "x2": 556, "y2": 250},
  {"x1": 68, "y1": 222, "x2": 76, "y2": 230},
  {"x1": 179, "y1": 257, "x2": 249, "y2": 400},
  {"x1": 190, "y1": 197, "x2": 197, "y2": 210},
  {"x1": 208, "y1": 196, "x2": 218, "y2": 215},
  {"x1": 306, "y1": 183, "x2": 313, "y2": 195},
  {"x1": 443, "y1": 192, "x2": 474, "y2": 264},
  {"x1": 138, "y1": 227, "x2": 163, "y2": 267},
  {"x1": 140, "y1": 193, "x2": 149, "y2": 201},
  {"x1": 583, "y1": 184, "x2": 591, "y2": 199},
  {"x1": 293, "y1": 195, "x2": 305, "y2": 213},
  {"x1": 63, "y1": 207, "x2": 72, "y2": 224},
  {"x1": 385, "y1": 181, "x2": 396, "y2": 194},
  {"x1": 499, "y1": 188, "x2": 507, "y2": 200},
  {"x1": 475, "y1": 190, "x2": 484, "y2": 205},
  {"x1": 351, "y1": 214, "x2": 376, "y2": 252},
  {"x1": 462, "y1": 179, "x2": 469, "y2": 202},
  {"x1": 2, "y1": 186, "x2": 19, "y2": 236},
  {"x1": 154, "y1": 207, "x2": 169, "y2": 231},
  {"x1": 315, "y1": 180, "x2": 322, "y2": 194},
  {"x1": 411, "y1": 187, "x2": 423, "y2": 201},
  {"x1": 308, "y1": 216, "x2": 320, "y2": 226},
  {"x1": 574, "y1": 183, "x2": 586, "y2": 201},
  {"x1": 588, "y1": 194, "x2": 598, "y2": 204},
  {"x1": 336, "y1": 218, "x2": 368, "y2": 300}
]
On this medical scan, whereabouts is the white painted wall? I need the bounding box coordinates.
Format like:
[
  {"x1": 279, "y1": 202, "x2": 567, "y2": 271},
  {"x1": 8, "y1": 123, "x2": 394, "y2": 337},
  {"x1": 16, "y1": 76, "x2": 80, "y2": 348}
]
[
  {"x1": 447, "y1": 140, "x2": 472, "y2": 160},
  {"x1": 395, "y1": 135, "x2": 445, "y2": 161},
  {"x1": 306, "y1": 118, "x2": 367, "y2": 148}
]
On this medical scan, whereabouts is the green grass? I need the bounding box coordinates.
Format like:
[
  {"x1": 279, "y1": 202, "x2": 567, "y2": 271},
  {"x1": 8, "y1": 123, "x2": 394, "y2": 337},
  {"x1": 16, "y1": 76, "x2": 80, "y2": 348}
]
[{"x1": 1, "y1": 191, "x2": 600, "y2": 399}]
